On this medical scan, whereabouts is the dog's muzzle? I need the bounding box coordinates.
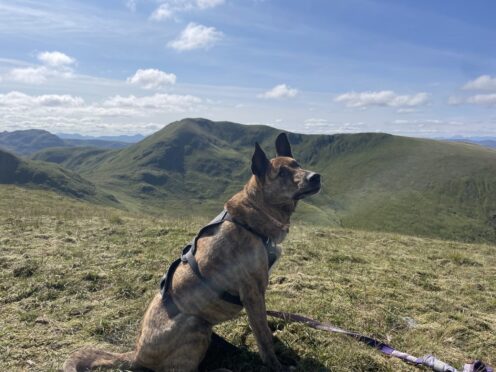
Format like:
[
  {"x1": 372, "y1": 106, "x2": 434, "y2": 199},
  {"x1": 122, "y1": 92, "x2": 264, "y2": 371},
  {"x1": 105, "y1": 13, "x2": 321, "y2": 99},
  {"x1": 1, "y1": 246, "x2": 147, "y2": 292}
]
[{"x1": 293, "y1": 172, "x2": 321, "y2": 200}]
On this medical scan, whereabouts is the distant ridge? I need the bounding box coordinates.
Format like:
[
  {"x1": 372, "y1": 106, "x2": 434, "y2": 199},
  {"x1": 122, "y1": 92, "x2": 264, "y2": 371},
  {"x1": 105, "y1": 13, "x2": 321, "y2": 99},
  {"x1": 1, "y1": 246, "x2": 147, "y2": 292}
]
[
  {"x1": 0, "y1": 129, "x2": 65, "y2": 155},
  {"x1": 57, "y1": 133, "x2": 145, "y2": 143},
  {"x1": 446, "y1": 138, "x2": 496, "y2": 149},
  {"x1": 0, "y1": 129, "x2": 130, "y2": 156}
]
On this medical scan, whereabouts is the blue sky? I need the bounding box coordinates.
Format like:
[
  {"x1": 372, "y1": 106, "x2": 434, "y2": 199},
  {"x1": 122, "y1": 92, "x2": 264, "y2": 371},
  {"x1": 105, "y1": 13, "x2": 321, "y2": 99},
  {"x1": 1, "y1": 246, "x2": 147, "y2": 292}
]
[{"x1": 0, "y1": 0, "x2": 495, "y2": 137}]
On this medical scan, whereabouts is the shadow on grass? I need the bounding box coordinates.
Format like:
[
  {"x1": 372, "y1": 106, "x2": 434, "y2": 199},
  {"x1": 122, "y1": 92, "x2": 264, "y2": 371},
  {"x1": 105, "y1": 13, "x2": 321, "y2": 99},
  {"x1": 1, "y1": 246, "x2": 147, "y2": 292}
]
[{"x1": 200, "y1": 332, "x2": 329, "y2": 372}]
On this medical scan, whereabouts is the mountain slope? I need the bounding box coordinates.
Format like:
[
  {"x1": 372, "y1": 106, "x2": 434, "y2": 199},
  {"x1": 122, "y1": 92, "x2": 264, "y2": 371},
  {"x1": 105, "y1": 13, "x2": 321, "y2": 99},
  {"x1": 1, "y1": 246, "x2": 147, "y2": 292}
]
[
  {"x1": 36, "y1": 118, "x2": 496, "y2": 243},
  {"x1": 31, "y1": 147, "x2": 115, "y2": 173},
  {"x1": 0, "y1": 149, "x2": 118, "y2": 204}
]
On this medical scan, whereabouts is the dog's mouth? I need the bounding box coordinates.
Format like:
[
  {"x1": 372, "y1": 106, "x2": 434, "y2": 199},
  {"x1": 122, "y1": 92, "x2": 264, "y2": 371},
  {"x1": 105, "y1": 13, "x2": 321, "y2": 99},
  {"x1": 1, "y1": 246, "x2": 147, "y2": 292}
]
[{"x1": 293, "y1": 185, "x2": 321, "y2": 200}]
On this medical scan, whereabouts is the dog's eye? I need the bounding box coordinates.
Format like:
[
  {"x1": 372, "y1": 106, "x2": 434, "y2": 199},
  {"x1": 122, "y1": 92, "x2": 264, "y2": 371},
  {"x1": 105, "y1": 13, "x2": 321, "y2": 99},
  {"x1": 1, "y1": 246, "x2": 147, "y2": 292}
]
[{"x1": 278, "y1": 167, "x2": 290, "y2": 178}]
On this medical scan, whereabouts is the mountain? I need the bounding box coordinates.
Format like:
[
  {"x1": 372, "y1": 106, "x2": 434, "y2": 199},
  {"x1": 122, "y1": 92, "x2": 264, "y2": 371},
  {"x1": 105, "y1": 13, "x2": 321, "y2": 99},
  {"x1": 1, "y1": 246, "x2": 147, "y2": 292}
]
[
  {"x1": 445, "y1": 137, "x2": 496, "y2": 149},
  {"x1": 0, "y1": 129, "x2": 65, "y2": 155},
  {"x1": 0, "y1": 148, "x2": 118, "y2": 204},
  {"x1": 37, "y1": 118, "x2": 496, "y2": 243},
  {"x1": 0, "y1": 129, "x2": 129, "y2": 156},
  {"x1": 475, "y1": 140, "x2": 496, "y2": 148},
  {"x1": 57, "y1": 133, "x2": 145, "y2": 143}
]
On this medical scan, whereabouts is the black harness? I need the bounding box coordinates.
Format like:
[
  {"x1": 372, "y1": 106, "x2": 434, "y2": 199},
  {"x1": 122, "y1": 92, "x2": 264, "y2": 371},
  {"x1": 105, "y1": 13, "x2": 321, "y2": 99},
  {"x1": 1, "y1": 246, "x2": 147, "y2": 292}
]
[{"x1": 160, "y1": 209, "x2": 278, "y2": 317}]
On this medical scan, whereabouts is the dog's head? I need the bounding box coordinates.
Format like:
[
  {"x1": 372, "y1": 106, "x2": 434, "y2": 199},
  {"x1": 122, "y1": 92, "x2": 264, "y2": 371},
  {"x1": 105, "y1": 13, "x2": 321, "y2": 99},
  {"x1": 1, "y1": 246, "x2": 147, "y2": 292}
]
[{"x1": 251, "y1": 133, "x2": 321, "y2": 207}]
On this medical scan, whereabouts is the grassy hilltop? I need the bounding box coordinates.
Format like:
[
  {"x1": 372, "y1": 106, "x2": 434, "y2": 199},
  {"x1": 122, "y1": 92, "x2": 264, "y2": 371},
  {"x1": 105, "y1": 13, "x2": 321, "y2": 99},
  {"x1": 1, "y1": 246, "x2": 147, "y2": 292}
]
[
  {"x1": 0, "y1": 186, "x2": 494, "y2": 371},
  {"x1": 31, "y1": 118, "x2": 496, "y2": 243}
]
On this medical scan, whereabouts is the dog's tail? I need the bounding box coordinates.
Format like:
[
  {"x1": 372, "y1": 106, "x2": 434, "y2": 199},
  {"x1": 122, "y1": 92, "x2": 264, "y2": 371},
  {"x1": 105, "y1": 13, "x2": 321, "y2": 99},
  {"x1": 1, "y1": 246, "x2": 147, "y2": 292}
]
[{"x1": 62, "y1": 347, "x2": 138, "y2": 372}]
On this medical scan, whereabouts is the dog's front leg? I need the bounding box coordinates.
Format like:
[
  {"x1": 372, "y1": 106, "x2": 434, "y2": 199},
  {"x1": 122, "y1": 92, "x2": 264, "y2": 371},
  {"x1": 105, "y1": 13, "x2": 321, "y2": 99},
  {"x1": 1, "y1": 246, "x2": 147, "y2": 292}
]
[{"x1": 243, "y1": 292, "x2": 283, "y2": 371}]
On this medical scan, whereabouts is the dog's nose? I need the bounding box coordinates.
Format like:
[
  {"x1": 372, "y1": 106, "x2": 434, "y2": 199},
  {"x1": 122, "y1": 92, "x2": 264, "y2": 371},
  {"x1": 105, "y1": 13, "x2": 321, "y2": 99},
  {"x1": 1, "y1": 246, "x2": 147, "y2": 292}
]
[{"x1": 307, "y1": 172, "x2": 321, "y2": 185}]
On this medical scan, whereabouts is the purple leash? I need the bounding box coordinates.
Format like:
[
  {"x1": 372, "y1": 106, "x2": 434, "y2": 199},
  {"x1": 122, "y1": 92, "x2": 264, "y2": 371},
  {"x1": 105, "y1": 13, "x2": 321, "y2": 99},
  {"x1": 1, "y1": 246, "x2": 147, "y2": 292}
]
[{"x1": 267, "y1": 310, "x2": 493, "y2": 372}]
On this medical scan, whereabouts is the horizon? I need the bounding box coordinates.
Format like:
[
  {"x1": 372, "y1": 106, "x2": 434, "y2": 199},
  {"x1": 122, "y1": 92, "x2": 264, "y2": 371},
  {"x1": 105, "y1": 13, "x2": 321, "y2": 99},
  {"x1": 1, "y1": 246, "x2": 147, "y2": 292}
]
[
  {"x1": 3, "y1": 117, "x2": 496, "y2": 142},
  {"x1": 0, "y1": 1, "x2": 495, "y2": 137}
]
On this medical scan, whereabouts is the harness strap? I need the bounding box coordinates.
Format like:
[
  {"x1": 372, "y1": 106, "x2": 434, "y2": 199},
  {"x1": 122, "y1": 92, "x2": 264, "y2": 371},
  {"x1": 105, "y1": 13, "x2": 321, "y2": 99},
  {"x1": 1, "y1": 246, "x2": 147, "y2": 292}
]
[
  {"x1": 181, "y1": 242, "x2": 243, "y2": 306},
  {"x1": 161, "y1": 258, "x2": 181, "y2": 317},
  {"x1": 160, "y1": 209, "x2": 275, "y2": 317}
]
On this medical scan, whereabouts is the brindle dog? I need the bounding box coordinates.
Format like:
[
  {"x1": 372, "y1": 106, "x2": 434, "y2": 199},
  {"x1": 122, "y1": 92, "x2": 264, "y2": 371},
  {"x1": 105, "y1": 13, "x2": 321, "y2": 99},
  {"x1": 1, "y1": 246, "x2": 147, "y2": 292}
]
[{"x1": 63, "y1": 133, "x2": 321, "y2": 372}]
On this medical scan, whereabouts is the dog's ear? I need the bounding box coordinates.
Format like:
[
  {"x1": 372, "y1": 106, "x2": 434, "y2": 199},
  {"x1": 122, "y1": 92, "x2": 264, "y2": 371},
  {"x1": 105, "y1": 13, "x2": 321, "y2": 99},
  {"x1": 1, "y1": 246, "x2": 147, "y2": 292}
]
[
  {"x1": 251, "y1": 142, "x2": 270, "y2": 181},
  {"x1": 275, "y1": 133, "x2": 293, "y2": 158}
]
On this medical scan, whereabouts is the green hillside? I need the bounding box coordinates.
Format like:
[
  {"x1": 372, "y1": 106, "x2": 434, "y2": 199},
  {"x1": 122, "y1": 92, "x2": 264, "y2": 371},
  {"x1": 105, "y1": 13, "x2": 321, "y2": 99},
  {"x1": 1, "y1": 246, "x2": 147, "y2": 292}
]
[
  {"x1": 0, "y1": 149, "x2": 118, "y2": 204},
  {"x1": 31, "y1": 147, "x2": 114, "y2": 173},
  {"x1": 12, "y1": 118, "x2": 496, "y2": 243},
  {"x1": 38, "y1": 118, "x2": 493, "y2": 243},
  {"x1": 1, "y1": 186, "x2": 494, "y2": 371}
]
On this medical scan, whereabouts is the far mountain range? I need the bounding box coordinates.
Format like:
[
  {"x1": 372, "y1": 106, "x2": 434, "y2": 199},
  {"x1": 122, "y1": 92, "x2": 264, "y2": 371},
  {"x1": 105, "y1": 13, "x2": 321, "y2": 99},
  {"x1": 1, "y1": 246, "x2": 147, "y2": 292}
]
[
  {"x1": 56, "y1": 133, "x2": 145, "y2": 143},
  {"x1": 1, "y1": 119, "x2": 495, "y2": 244},
  {"x1": 1, "y1": 128, "x2": 495, "y2": 157},
  {"x1": 0, "y1": 129, "x2": 131, "y2": 155}
]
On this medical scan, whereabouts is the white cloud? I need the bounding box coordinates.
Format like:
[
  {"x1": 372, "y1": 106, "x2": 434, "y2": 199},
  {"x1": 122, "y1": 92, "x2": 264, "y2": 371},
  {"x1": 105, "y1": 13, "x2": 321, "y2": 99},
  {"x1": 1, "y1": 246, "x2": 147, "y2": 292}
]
[
  {"x1": 0, "y1": 91, "x2": 84, "y2": 107},
  {"x1": 462, "y1": 75, "x2": 496, "y2": 91},
  {"x1": 150, "y1": 4, "x2": 173, "y2": 21},
  {"x1": 302, "y1": 118, "x2": 366, "y2": 134},
  {"x1": 150, "y1": 0, "x2": 225, "y2": 21},
  {"x1": 5, "y1": 65, "x2": 73, "y2": 84},
  {"x1": 3, "y1": 51, "x2": 76, "y2": 84},
  {"x1": 126, "y1": 68, "x2": 176, "y2": 89},
  {"x1": 0, "y1": 90, "x2": 206, "y2": 135},
  {"x1": 167, "y1": 23, "x2": 223, "y2": 51},
  {"x1": 125, "y1": 0, "x2": 137, "y2": 12},
  {"x1": 390, "y1": 119, "x2": 465, "y2": 134},
  {"x1": 448, "y1": 94, "x2": 496, "y2": 107},
  {"x1": 196, "y1": 0, "x2": 225, "y2": 9},
  {"x1": 37, "y1": 51, "x2": 75, "y2": 67},
  {"x1": 304, "y1": 118, "x2": 328, "y2": 128},
  {"x1": 103, "y1": 93, "x2": 202, "y2": 111},
  {"x1": 466, "y1": 94, "x2": 496, "y2": 107},
  {"x1": 334, "y1": 90, "x2": 429, "y2": 108},
  {"x1": 7, "y1": 66, "x2": 48, "y2": 84},
  {"x1": 258, "y1": 84, "x2": 298, "y2": 99}
]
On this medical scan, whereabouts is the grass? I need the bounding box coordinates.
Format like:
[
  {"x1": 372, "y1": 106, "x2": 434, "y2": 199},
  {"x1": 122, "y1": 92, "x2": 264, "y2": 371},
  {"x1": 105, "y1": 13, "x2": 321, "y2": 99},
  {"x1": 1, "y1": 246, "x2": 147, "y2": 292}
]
[{"x1": 0, "y1": 185, "x2": 495, "y2": 371}]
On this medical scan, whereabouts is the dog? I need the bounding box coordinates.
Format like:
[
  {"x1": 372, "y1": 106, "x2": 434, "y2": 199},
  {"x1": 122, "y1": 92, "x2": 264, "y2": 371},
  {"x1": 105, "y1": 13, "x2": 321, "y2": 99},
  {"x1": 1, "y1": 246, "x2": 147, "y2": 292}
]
[{"x1": 63, "y1": 133, "x2": 321, "y2": 372}]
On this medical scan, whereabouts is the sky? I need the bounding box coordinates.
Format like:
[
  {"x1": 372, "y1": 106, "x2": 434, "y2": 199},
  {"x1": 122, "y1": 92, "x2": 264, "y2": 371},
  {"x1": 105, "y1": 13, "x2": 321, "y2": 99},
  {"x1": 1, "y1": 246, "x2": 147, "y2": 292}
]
[{"x1": 0, "y1": 0, "x2": 495, "y2": 137}]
